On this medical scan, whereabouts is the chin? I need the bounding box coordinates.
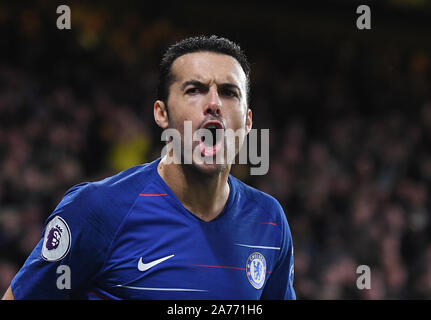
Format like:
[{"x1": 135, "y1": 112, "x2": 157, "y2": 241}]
[{"x1": 190, "y1": 159, "x2": 229, "y2": 176}]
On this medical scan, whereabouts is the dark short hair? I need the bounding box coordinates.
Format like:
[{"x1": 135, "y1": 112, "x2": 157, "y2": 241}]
[{"x1": 157, "y1": 35, "x2": 250, "y2": 105}]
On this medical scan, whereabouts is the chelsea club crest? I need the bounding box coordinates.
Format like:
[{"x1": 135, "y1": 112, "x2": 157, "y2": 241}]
[{"x1": 246, "y1": 252, "x2": 266, "y2": 289}]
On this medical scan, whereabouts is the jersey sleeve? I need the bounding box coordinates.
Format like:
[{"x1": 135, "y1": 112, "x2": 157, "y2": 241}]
[
  {"x1": 261, "y1": 200, "x2": 296, "y2": 300},
  {"x1": 11, "y1": 182, "x2": 112, "y2": 299}
]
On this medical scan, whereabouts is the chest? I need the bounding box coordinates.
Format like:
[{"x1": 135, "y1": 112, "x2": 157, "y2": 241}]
[{"x1": 96, "y1": 202, "x2": 281, "y2": 299}]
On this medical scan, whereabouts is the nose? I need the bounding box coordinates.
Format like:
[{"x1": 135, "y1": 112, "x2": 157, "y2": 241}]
[{"x1": 204, "y1": 86, "x2": 222, "y2": 117}]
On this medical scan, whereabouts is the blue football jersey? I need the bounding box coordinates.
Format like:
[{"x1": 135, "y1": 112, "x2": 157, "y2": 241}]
[{"x1": 11, "y1": 158, "x2": 295, "y2": 300}]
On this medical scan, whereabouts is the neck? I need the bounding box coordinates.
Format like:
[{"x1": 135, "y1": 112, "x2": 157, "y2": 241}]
[{"x1": 157, "y1": 157, "x2": 230, "y2": 222}]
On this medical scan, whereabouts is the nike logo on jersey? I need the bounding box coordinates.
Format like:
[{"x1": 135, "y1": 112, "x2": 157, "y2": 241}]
[{"x1": 138, "y1": 254, "x2": 175, "y2": 271}]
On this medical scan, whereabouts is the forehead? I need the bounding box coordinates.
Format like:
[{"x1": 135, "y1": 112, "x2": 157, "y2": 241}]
[{"x1": 170, "y1": 51, "x2": 247, "y2": 88}]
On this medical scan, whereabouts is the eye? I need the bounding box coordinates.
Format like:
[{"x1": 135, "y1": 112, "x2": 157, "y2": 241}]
[
  {"x1": 221, "y1": 88, "x2": 239, "y2": 98},
  {"x1": 185, "y1": 87, "x2": 200, "y2": 95}
]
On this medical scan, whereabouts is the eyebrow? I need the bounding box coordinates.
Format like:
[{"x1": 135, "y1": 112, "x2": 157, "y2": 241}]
[
  {"x1": 181, "y1": 79, "x2": 242, "y2": 97},
  {"x1": 180, "y1": 80, "x2": 207, "y2": 91}
]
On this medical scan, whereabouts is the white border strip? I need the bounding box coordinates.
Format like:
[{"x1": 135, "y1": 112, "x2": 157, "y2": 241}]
[
  {"x1": 116, "y1": 285, "x2": 207, "y2": 292},
  {"x1": 234, "y1": 243, "x2": 280, "y2": 250}
]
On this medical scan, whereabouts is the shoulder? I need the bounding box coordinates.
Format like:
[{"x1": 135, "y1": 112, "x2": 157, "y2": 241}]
[
  {"x1": 47, "y1": 159, "x2": 160, "y2": 235},
  {"x1": 229, "y1": 175, "x2": 289, "y2": 226},
  {"x1": 87, "y1": 160, "x2": 158, "y2": 201}
]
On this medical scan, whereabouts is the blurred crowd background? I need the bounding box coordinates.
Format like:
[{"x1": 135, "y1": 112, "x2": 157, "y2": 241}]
[{"x1": 1, "y1": 0, "x2": 431, "y2": 299}]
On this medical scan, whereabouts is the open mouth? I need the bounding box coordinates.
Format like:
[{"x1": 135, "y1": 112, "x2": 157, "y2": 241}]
[{"x1": 199, "y1": 121, "x2": 224, "y2": 157}]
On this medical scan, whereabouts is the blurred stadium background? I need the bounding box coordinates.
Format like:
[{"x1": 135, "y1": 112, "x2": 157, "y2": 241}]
[{"x1": 1, "y1": 0, "x2": 431, "y2": 299}]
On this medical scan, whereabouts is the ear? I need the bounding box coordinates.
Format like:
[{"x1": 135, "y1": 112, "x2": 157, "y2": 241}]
[
  {"x1": 245, "y1": 107, "x2": 253, "y2": 135},
  {"x1": 154, "y1": 100, "x2": 169, "y2": 129}
]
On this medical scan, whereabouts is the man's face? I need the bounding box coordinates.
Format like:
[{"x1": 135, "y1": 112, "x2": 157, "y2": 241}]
[{"x1": 158, "y1": 51, "x2": 252, "y2": 174}]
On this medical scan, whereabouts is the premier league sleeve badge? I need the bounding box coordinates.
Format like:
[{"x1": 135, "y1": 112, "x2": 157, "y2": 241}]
[{"x1": 41, "y1": 216, "x2": 71, "y2": 262}]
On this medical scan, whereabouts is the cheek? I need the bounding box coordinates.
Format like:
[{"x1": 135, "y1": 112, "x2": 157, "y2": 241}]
[
  {"x1": 167, "y1": 109, "x2": 198, "y2": 137},
  {"x1": 227, "y1": 107, "x2": 247, "y2": 129},
  {"x1": 167, "y1": 96, "x2": 196, "y2": 123}
]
